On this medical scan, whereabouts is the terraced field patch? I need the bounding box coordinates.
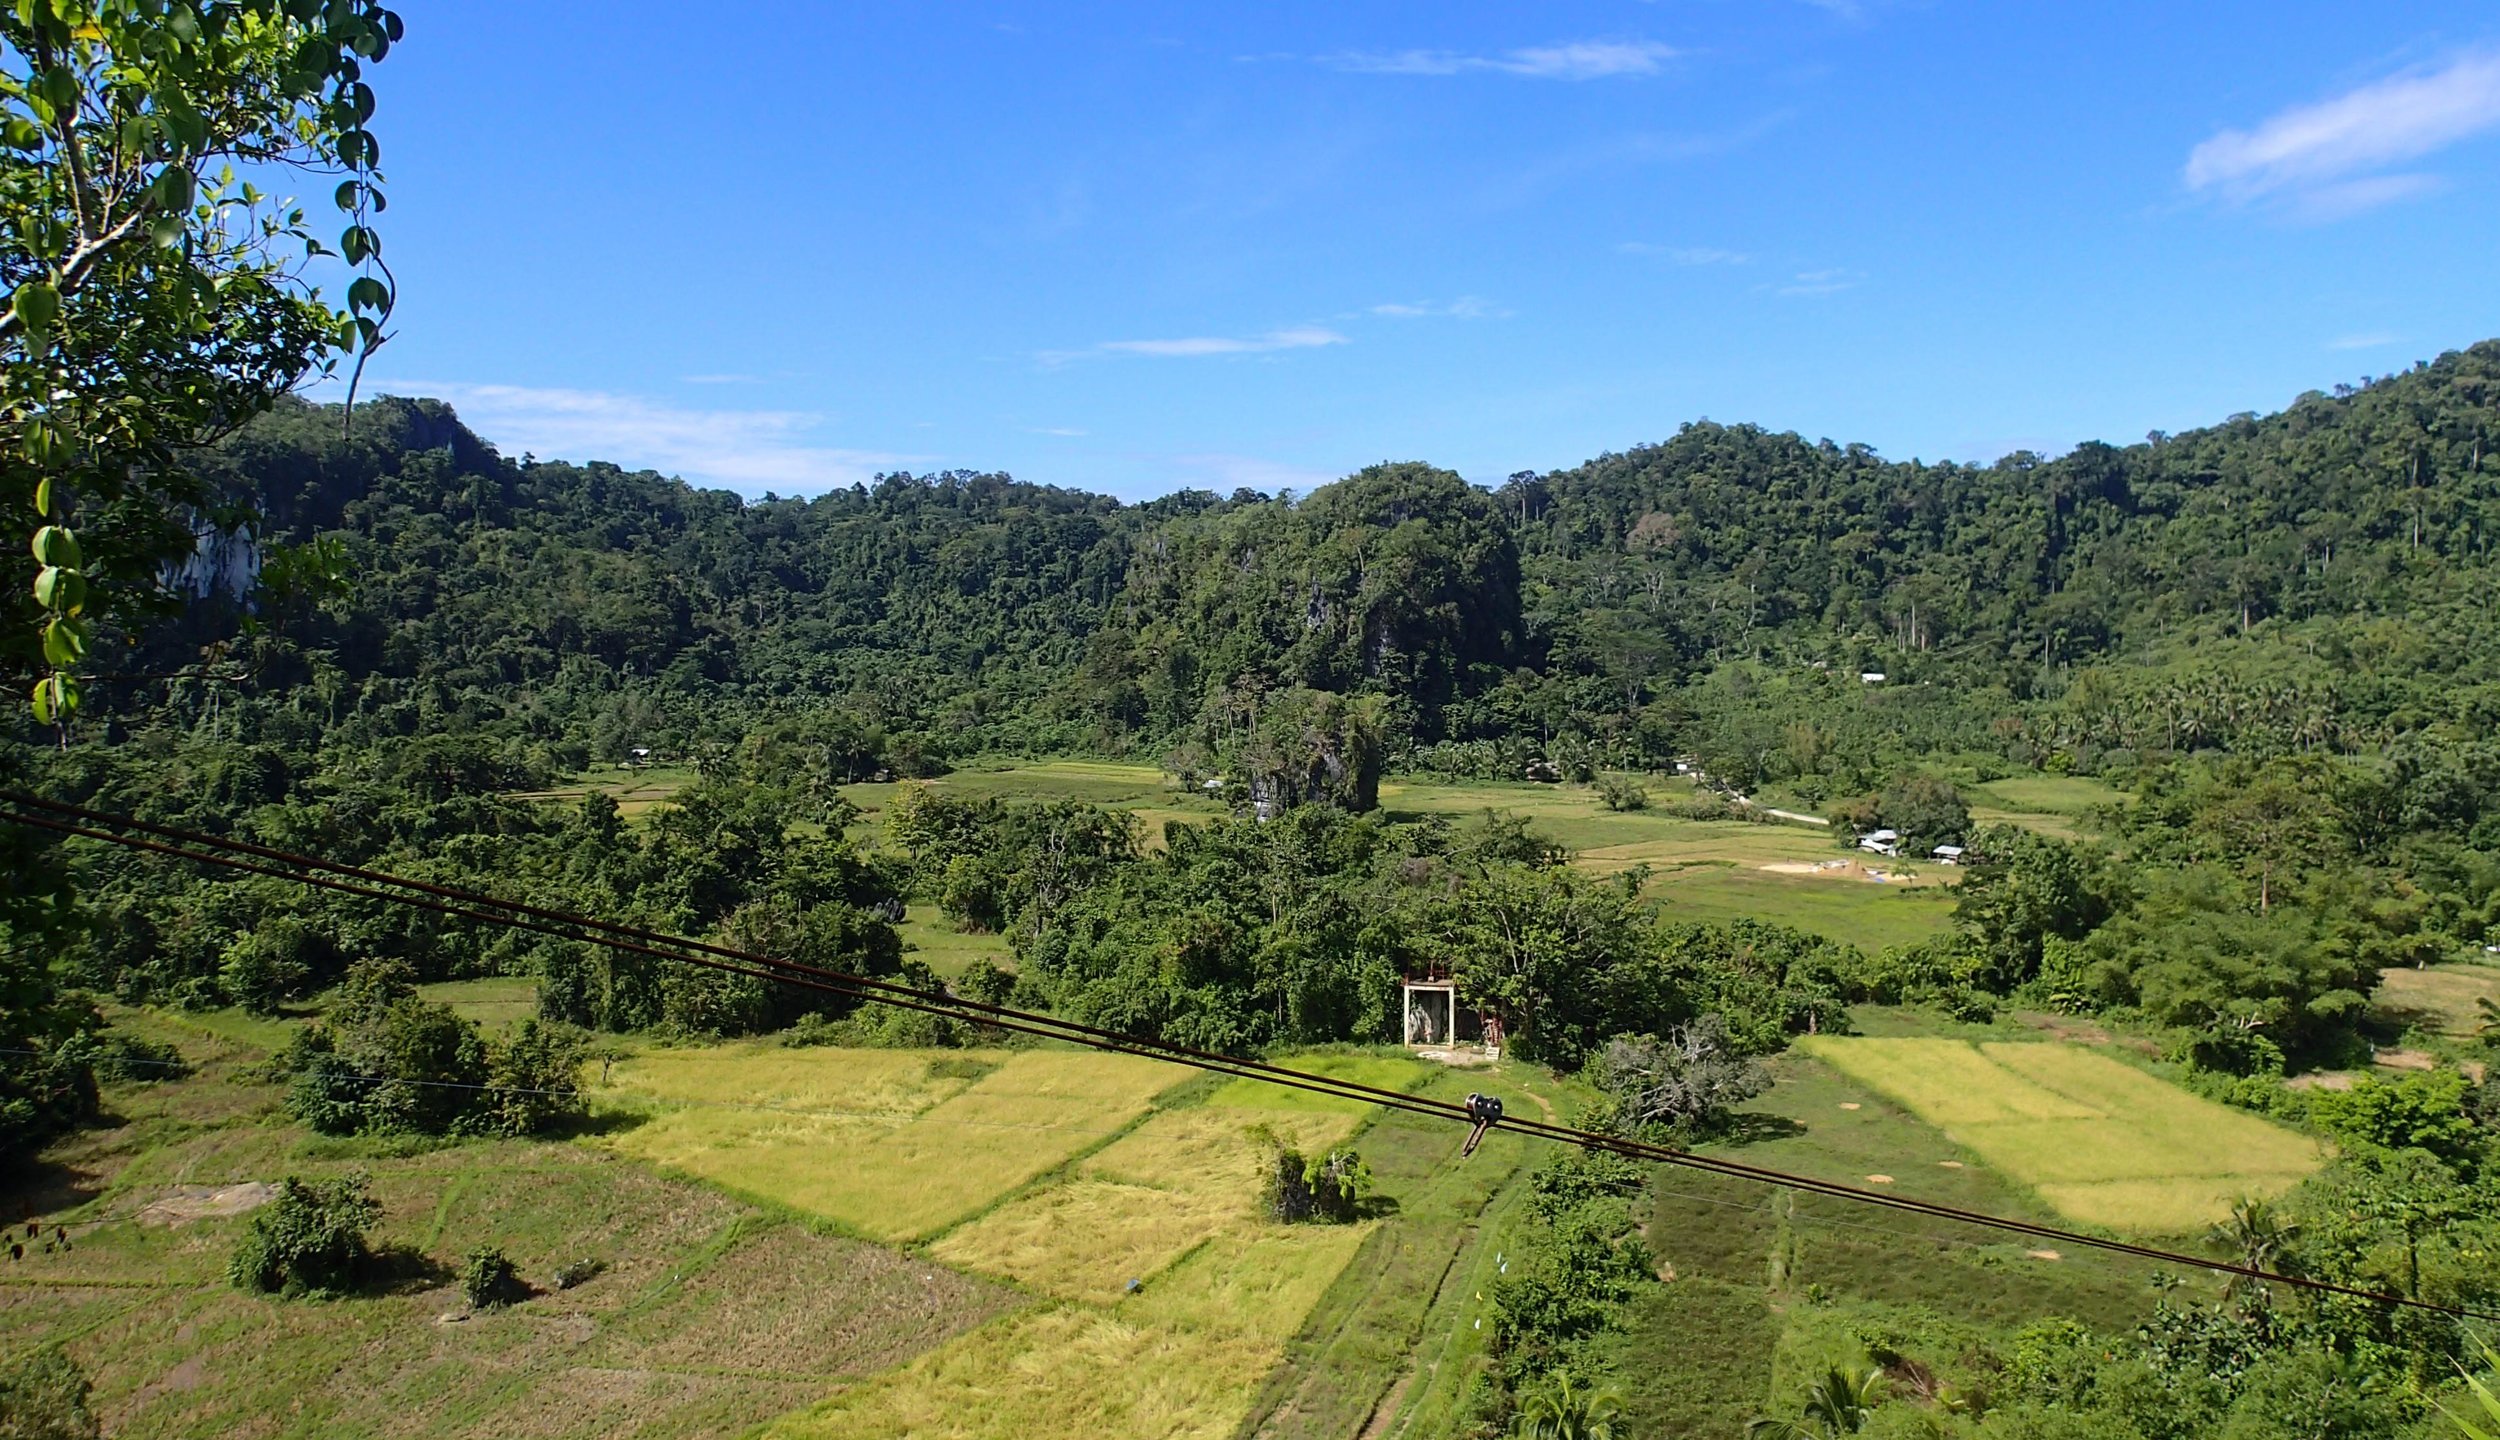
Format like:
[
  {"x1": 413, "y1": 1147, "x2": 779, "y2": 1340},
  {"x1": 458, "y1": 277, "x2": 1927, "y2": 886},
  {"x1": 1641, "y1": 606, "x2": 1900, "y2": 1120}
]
[
  {"x1": 764, "y1": 1049, "x2": 1449, "y2": 1440},
  {"x1": 600, "y1": 1046, "x2": 1179, "y2": 1241},
  {"x1": 1798, "y1": 1036, "x2": 2325, "y2": 1233}
]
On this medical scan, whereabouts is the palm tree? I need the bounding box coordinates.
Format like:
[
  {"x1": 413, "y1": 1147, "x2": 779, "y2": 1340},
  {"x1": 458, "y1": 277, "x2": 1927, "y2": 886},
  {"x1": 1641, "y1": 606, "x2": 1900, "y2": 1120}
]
[
  {"x1": 1514, "y1": 1371, "x2": 1625, "y2": 1440},
  {"x1": 2474, "y1": 995, "x2": 2500, "y2": 1046},
  {"x1": 1748, "y1": 1364, "x2": 1885, "y2": 1438},
  {"x1": 2206, "y1": 1195, "x2": 2299, "y2": 1307}
]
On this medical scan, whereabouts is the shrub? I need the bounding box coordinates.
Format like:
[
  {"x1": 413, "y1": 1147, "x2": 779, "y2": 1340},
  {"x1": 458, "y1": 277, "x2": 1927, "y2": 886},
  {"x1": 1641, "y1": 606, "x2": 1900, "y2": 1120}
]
[
  {"x1": 0, "y1": 1345, "x2": 98, "y2": 1440},
  {"x1": 1595, "y1": 774, "x2": 1651, "y2": 812},
  {"x1": 1253, "y1": 1125, "x2": 1369, "y2": 1223},
  {"x1": 550, "y1": 1258, "x2": 605, "y2": 1290},
  {"x1": 479, "y1": 1020, "x2": 586, "y2": 1137},
  {"x1": 79, "y1": 1031, "x2": 188, "y2": 1084},
  {"x1": 1667, "y1": 790, "x2": 1740, "y2": 821},
  {"x1": 229, "y1": 1174, "x2": 380, "y2": 1297},
  {"x1": 460, "y1": 1246, "x2": 524, "y2": 1310}
]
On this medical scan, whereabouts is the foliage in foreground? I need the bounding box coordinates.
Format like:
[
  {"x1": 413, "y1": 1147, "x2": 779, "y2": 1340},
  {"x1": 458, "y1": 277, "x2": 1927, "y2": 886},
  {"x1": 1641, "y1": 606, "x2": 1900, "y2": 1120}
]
[{"x1": 0, "y1": 1345, "x2": 98, "y2": 1440}]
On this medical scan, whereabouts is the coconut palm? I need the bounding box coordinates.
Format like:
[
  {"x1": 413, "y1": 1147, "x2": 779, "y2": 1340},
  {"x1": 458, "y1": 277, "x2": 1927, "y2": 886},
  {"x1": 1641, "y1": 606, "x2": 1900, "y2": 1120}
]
[
  {"x1": 1514, "y1": 1371, "x2": 1625, "y2": 1440},
  {"x1": 2206, "y1": 1195, "x2": 2299, "y2": 1306},
  {"x1": 1748, "y1": 1363, "x2": 1885, "y2": 1438}
]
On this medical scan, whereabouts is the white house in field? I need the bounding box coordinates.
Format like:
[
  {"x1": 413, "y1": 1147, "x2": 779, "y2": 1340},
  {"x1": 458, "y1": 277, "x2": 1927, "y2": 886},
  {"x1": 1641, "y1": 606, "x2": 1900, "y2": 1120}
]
[
  {"x1": 1932, "y1": 845, "x2": 1966, "y2": 865},
  {"x1": 1858, "y1": 828, "x2": 1901, "y2": 857}
]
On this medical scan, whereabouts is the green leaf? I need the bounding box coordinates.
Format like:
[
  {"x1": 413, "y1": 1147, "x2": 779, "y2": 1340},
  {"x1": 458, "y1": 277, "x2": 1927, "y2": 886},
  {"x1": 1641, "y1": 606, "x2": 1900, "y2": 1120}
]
[
  {"x1": 150, "y1": 165, "x2": 196, "y2": 212},
  {"x1": 39, "y1": 66, "x2": 78, "y2": 115},
  {"x1": 31, "y1": 524, "x2": 80, "y2": 567},
  {"x1": 41, "y1": 615, "x2": 84, "y2": 666},
  {"x1": 12, "y1": 277, "x2": 60, "y2": 337},
  {"x1": 30, "y1": 672, "x2": 75, "y2": 725},
  {"x1": 347, "y1": 275, "x2": 390, "y2": 313},
  {"x1": 33, "y1": 475, "x2": 53, "y2": 514},
  {"x1": 32, "y1": 565, "x2": 85, "y2": 614},
  {"x1": 335, "y1": 178, "x2": 361, "y2": 211}
]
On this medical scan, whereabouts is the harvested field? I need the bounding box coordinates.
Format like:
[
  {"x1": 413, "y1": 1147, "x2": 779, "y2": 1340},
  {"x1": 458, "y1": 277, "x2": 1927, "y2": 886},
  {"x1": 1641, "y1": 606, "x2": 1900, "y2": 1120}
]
[{"x1": 758, "y1": 1306, "x2": 1279, "y2": 1440}]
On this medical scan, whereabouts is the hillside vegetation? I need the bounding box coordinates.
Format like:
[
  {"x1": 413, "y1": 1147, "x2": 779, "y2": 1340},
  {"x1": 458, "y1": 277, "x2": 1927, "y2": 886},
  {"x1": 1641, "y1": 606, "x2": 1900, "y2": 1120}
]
[{"x1": 10, "y1": 348, "x2": 2500, "y2": 1437}]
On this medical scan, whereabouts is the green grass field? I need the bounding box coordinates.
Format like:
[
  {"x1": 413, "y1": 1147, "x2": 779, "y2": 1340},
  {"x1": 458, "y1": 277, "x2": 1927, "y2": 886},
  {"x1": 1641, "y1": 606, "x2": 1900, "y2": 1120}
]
[
  {"x1": 1644, "y1": 863, "x2": 1959, "y2": 951},
  {"x1": 410, "y1": 976, "x2": 539, "y2": 1032},
  {"x1": 892, "y1": 903, "x2": 1014, "y2": 977},
  {"x1": 2375, "y1": 960, "x2": 2500, "y2": 1038},
  {"x1": 2, "y1": 1012, "x2": 1016, "y2": 1440},
  {"x1": 1798, "y1": 1036, "x2": 2325, "y2": 1233},
  {"x1": 511, "y1": 763, "x2": 702, "y2": 822}
]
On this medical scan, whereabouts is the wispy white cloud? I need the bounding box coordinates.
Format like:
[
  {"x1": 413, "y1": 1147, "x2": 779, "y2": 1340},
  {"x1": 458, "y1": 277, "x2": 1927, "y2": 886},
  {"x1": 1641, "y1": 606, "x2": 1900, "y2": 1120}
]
[
  {"x1": 679, "y1": 372, "x2": 759, "y2": 385},
  {"x1": 1368, "y1": 296, "x2": 1505, "y2": 319},
  {"x1": 1325, "y1": 39, "x2": 1677, "y2": 81},
  {"x1": 1776, "y1": 267, "x2": 1861, "y2": 297},
  {"x1": 1619, "y1": 242, "x2": 1751, "y2": 265},
  {"x1": 1049, "y1": 326, "x2": 1348, "y2": 363},
  {"x1": 2327, "y1": 331, "x2": 2400, "y2": 351},
  {"x1": 2185, "y1": 51, "x2": 2500, "y2": 216},
  {"x1": 382, "y1": 381, "x2": 920, "y2": 496},
  {"x1": 1030, "y1": 426, "x2": 1089, "y2": 437}
]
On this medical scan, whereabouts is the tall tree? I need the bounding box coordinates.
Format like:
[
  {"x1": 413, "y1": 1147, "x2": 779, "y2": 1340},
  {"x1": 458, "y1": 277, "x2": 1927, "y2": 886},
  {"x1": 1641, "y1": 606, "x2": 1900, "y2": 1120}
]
[{"x1": 5, "y1": 0, "x2": 402, "y2": 729}]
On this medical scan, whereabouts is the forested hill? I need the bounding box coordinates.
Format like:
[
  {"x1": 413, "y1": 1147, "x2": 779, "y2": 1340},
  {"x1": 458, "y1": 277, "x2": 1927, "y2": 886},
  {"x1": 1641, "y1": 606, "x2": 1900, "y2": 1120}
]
[{"x1": 102, "y1": 341, "x2": 2500, "y2": 788}]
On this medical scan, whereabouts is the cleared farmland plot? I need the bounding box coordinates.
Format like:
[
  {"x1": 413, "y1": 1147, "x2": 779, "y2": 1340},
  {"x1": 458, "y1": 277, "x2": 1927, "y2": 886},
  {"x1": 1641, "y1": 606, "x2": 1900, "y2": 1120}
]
[
  {"x1": 2376, "y1": 961, "x2": 2500, "y2": 1036},
  {"x1": 602, "y1": 1046, "x2": 1180, "y2": 1241},
  {"x1": 1799, "y1": 1037, "x2": 2324, "y2": 1234}
]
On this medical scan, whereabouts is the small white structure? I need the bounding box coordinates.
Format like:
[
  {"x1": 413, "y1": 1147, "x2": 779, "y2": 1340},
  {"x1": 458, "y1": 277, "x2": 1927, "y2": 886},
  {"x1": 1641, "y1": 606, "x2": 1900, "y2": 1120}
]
[
  {"x1": 1859, "y1": 671, "x2": 1887, "y2": 685},
  {"x1": 1932, "y1": 845, "x2": 1966, "y2": 865},
  {"x1": 1200, "y1": 778, "x2": 1224, "y2": 791},
  {"x1": 1858, "y1": 828, "x2": 1901, "y2": 857},
  {"x1": 1400, "y1": 976, "x2": 1501, "y2": 1060}
]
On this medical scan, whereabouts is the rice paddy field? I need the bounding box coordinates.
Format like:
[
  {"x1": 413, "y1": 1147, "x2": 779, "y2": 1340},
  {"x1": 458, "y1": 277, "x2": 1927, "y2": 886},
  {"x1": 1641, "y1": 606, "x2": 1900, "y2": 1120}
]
[
  {"x1": 596, "y1": 1042, "x2": 1537, "y2": 1440},
  {"x1": 598, "y1": 1046, "x2": 1182, "y2": 1241},
  {"x1": 1797, "y1": 1035, "x2": 2327, "y2": 1233}
]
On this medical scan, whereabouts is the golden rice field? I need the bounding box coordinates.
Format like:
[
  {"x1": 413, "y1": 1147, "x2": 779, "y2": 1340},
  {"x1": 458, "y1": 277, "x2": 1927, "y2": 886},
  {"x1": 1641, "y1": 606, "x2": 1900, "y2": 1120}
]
[
  {"x1": 600, "y1": 1046, "x2": 1180, "y2": 1241},
  {"x1": 1798, "y1": 1036, "x2": 2326, "y2": 1234},
  {"x1": 603, "y1": 1042, "x2": 1438, "y2": 1440}
]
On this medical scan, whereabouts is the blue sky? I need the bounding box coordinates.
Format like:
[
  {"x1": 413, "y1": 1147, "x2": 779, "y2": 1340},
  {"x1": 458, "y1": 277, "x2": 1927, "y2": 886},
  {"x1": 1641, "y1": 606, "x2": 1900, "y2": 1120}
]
[{"x1": 355, "y1": 2, "x2": 2500, "y2": 499}]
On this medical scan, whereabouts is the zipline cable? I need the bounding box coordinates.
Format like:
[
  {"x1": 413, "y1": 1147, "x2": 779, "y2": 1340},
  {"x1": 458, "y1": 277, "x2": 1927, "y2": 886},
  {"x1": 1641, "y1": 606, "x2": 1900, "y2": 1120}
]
[{"x1": 4, "y1": 793, "x2": 2491, "y2": 1324}]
